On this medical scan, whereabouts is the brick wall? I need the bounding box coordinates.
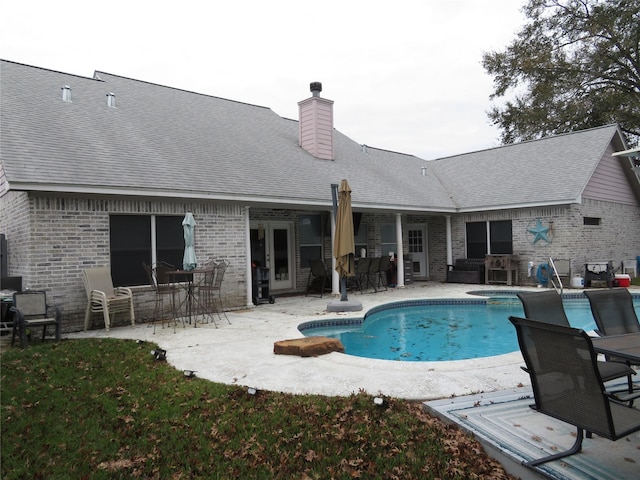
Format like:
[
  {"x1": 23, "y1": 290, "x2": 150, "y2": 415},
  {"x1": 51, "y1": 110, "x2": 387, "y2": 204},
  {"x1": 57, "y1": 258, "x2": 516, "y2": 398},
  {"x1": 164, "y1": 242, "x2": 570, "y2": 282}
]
[{"x1": 447, "y1": 201, "x2": 640, "y2": 285}]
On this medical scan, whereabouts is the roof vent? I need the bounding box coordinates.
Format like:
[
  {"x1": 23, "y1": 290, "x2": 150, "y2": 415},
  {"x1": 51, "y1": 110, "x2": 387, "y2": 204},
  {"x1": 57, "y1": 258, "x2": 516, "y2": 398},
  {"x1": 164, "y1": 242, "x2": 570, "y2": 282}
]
[
  {"x1": 61, "y1": 85, "x2": 71, "y2": 102},
  {"x1": 106, "y1": 92, "x2": 116, "y2": 108}
]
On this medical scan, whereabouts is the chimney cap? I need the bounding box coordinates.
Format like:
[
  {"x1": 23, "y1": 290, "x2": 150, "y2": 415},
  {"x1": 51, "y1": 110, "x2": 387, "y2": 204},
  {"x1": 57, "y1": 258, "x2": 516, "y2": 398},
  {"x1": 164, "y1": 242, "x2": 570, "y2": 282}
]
[{"x1": 310, "y1": 82, "x2": 322, "y2": 96}]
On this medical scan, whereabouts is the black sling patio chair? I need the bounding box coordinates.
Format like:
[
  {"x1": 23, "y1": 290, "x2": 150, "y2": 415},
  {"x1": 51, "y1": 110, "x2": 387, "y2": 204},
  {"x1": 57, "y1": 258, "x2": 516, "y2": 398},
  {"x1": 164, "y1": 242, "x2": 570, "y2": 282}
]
[
  {"x1": 305, "y1": 259, "x2": 331, "y2": 298},
  {"x1": 517, "y1": 291, "x2": 636, "y2": 387},
  {"x1": 509, "y1": 316, "x2": 640, "y2": 469},
  {"x1": 584, "y1": 288, "x2": 640, "y2": 338}
]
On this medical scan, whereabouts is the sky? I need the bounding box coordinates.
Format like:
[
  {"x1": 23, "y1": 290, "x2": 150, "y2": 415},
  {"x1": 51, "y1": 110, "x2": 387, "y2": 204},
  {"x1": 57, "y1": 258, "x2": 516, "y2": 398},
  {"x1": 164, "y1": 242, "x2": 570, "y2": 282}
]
[{"x1": 1, "y1": 0, "x2": 527, "y2": 159}]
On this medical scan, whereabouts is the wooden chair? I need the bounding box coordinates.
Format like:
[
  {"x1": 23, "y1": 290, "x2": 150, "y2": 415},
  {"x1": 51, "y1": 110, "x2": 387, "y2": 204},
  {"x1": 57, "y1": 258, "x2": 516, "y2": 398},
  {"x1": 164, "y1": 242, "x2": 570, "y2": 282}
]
[
  {"x1": 509, "y1": 316, "x2": 640, "y2": 469},
  {"x1": 83, "y1": 267, "x2": 135, "y2": 332},
  {"x1": 11, "y1": 291, "x2": 61, "y2": 348}
]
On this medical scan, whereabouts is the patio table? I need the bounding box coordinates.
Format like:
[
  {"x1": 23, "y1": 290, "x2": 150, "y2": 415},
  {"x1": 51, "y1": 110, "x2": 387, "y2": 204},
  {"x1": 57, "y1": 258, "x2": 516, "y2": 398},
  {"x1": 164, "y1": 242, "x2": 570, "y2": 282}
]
[
  {"x1": 592, "y1": 332, "x2": 640, "y2": 364},
  {"x1": 168, "y1": 268, "x2": 213, "y2": 327}
]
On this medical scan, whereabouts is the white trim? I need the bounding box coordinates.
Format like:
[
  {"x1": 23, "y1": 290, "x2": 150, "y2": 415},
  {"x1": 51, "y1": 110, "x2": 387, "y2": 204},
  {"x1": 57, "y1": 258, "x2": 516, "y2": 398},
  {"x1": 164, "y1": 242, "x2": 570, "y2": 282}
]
[
  {"x1": 244, "y1": 207, "x2": 253, "y2": 308},
  {"x1": 612, "y1": 147, "x2": 640, "y2": 157}
]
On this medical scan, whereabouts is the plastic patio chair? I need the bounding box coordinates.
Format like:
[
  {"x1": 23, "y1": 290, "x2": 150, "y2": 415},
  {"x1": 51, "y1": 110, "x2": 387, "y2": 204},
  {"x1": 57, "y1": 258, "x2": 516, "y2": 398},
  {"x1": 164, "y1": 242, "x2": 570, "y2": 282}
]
[
  {"x1": 509, "y1": 316, "x2": 640, "y2": 469},
  {"x1": 83, "y1": 266, "x2": 135, "y2": 332}
]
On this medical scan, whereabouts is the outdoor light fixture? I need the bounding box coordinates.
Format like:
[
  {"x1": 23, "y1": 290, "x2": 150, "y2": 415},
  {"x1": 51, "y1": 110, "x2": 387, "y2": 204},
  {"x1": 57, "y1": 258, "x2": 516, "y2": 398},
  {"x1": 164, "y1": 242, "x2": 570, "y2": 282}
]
[
  {"x1": 247, "y1": 387, "x2": 258, "y2": 395},
  {"x1": 183, "y1": 370, "x2": 196, "y2": 378},
  {"x1": 136, "y1": 339, "x2": 145, "y2": 344},
  {"x1": 150, "y1": 348, "x2": 167, "y2": 361},
  {"x1": 373, "y1": 396, "x2": 385, "y2": 406}
]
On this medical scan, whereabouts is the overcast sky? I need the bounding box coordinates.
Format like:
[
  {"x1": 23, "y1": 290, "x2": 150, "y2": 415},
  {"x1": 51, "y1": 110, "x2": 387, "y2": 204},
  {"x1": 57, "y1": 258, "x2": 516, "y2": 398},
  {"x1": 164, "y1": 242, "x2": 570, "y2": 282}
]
[{"x1": 1, "y1": 0, "x2": 527, "y2": 159}]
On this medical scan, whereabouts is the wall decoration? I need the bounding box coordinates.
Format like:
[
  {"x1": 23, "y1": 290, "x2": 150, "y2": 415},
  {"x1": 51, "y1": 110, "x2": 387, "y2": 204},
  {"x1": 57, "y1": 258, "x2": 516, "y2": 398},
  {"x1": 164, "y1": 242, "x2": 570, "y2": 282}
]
[{"x1": 527, "y1": 218, "x2": 552, "y2": 245}]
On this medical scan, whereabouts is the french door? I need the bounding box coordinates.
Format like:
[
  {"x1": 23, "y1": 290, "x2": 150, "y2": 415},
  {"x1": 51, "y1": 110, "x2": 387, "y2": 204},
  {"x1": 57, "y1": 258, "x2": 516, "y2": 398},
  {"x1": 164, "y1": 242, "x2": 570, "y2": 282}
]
[{"x1": 250, "y1": 222, "x2": 294, "y2": 290}]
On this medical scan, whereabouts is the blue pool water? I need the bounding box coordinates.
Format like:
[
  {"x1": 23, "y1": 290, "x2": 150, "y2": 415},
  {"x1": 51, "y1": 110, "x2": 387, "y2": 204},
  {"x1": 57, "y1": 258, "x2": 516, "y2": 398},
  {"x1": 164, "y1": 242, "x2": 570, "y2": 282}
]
[{"x1": 299, "y1": 295, "x2": 640, "y2": 362}]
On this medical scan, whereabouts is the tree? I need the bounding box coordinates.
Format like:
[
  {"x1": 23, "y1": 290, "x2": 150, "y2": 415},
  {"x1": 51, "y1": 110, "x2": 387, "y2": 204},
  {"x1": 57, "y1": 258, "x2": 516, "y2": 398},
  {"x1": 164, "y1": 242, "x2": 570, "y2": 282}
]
[{"x1": 482, "y1": 0, "x2": 640, "y2": 146}]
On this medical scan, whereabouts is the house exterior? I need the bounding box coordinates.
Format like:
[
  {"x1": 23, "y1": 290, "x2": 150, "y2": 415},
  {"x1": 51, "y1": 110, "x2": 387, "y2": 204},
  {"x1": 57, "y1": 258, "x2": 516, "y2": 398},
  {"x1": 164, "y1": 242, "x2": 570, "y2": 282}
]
[{"x1": 1, "y1": 59, "x2": 639, "y2": 332}]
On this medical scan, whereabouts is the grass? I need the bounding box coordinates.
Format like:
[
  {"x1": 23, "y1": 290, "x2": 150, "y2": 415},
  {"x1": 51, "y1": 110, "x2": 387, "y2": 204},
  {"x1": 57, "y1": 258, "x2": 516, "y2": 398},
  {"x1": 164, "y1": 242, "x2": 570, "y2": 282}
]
[{"x1": 1, "y1": 338, "x2": 515, "y2": 479}]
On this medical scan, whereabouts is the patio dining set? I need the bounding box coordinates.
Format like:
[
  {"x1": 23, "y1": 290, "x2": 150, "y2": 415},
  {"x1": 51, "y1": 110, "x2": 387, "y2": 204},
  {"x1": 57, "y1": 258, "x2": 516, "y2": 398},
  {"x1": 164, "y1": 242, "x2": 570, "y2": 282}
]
[
  {"x1": 511, "y1": 287, "x2": 640, "y2": 473},
  {"x1": 142, "y1": 259, "x2": 231, "y2": 332},
  {"x1": 305, "y1": 255, "x2": 394, "y2": 298}
]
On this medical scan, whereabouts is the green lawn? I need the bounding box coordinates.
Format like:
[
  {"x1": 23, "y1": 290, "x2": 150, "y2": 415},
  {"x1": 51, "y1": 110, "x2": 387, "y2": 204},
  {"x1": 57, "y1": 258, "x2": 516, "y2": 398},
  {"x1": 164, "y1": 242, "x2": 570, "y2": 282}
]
[{"x1": 1, "y1": 338, "x2": 515, "y2": 479}]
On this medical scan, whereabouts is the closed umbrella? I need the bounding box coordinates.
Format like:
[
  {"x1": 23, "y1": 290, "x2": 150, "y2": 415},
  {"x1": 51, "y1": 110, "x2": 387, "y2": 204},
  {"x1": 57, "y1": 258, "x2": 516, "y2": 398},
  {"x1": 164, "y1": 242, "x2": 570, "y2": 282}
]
[
  {"x1": 182, "y1": 212, "x2": 197, "y2": 271},
  {"x1": 333, "y1": 179, "x2": 355, "y2": 300}
]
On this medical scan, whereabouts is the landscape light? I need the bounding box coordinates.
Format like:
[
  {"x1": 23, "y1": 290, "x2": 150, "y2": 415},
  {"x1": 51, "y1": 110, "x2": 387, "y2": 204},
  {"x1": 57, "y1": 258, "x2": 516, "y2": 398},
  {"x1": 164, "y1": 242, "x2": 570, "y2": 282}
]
[
  {"x1": 150, "y1": 349, "x2": 167, "y2": 361},
  {"x1": 247, "y1": 387, "x2": 258, "y2": 395}
]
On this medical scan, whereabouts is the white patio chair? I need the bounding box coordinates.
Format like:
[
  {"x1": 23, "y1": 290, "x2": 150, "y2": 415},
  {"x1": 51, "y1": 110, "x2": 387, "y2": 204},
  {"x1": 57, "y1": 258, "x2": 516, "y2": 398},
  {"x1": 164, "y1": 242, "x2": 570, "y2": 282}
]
[{"x1": 83, "y1": 266, "x2": 135, "y2": 332}]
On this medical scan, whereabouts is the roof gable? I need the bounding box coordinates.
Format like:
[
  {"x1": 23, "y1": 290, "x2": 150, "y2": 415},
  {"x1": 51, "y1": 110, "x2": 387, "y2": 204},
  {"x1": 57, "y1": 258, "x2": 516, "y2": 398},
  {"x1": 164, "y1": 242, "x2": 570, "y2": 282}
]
[{"x1": 429, "y1": 125, "x2": 629, "y2": 211}]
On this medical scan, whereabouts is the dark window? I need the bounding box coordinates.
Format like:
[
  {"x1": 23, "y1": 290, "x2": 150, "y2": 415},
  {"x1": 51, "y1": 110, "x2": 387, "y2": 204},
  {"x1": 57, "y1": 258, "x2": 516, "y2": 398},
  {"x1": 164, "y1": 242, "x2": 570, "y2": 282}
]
[
  {"x1": 490, "y1": 220, "x2": 513, "y2": 254},
  {"x1": 299, "y1": 215, "x2": 323, "y2": 267},
  {"x1": 466, "y1": 220, "x2": 512, "y2": 257},
  {"x1": 583, "y1": 217, "x2": 601, "y2": 226},
  {"x1": 466, "y1": 222, "x2": 487, "y2": 258},
  {"x1": 110, "y1": 215, "x2": 183, "y2": 287}
]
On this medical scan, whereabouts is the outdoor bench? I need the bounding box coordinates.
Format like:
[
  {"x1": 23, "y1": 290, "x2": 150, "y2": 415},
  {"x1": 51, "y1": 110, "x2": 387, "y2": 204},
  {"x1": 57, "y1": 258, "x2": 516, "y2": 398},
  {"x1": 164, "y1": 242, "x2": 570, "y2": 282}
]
[{"x1": 446, "y1": 258, "x2": 485, "y2": 284}]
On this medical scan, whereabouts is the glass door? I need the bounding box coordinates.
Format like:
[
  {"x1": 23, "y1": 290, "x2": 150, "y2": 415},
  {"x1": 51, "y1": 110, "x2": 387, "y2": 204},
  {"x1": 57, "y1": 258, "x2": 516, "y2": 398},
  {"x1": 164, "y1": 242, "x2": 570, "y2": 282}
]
[
  {"x1": 407, "y1": 225, "x2": 428, "y2": 277},
  {"x1": 250, "y1": 222, "x2": 293, "y2": 290}
]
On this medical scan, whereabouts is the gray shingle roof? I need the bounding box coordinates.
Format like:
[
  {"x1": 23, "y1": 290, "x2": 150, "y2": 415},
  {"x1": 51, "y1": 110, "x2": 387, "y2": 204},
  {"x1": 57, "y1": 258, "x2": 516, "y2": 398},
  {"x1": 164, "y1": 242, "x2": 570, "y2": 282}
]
[
  {"x1": 429, "y1": 124, "x2": 621, "y2": 211},
  {"x1": 0, "y1": 60, "x2": 625, "y2": 213}
]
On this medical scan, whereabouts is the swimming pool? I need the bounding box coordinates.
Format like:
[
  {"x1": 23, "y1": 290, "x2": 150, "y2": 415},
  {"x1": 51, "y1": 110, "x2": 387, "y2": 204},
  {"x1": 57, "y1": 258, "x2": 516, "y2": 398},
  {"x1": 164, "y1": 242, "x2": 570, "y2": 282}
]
[{"x1": 299, "y1": 292, "x2": 640, "y2": 362}]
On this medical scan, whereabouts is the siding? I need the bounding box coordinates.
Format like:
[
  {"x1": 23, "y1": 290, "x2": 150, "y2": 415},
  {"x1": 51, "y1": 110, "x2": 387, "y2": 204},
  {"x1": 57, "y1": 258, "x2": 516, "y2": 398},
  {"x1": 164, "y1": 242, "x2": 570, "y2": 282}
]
[{"x1": 582, "y1": 149, "x2": 638, "y2": 205}]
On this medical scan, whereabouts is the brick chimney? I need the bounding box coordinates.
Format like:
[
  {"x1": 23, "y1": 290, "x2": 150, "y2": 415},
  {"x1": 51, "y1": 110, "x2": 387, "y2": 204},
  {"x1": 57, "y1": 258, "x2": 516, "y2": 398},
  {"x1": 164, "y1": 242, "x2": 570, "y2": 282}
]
[{"x1": 298, "y1": 82, "x2": 334, "y2": 160}]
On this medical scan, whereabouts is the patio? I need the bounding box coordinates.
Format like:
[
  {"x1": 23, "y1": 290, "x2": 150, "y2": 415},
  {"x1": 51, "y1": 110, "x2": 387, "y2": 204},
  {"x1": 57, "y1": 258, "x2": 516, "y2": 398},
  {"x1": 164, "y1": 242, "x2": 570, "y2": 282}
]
[{"x1": 65, "y1": 281, "x2": 640, "y2": 480}]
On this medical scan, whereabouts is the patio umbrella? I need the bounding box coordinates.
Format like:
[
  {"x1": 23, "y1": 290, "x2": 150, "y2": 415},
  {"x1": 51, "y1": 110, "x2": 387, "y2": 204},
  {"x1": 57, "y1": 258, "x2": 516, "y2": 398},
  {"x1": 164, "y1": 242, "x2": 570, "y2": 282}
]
[
  {"x1": 333, "y1": 179, "x2": 355, "y2": 300},
  {"x1": 182, "y1": 212, "x2": 197, "y2": 271}
]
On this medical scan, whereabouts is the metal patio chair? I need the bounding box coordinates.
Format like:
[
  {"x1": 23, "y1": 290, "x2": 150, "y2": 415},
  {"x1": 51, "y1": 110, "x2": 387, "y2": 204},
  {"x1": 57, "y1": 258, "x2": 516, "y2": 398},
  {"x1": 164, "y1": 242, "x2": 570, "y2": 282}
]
[
  {"x1": 197, "y1": 259, "x2": 231, "y2": 326},
  {"x1": 366, "y1": 257, "x2": 380, "y2": 292},
  {"x1": 376, "y1": 255, "x2": 391, "y2": 291},
  {"x1": 144, "y1": 261, "x2": 180, "y2": 333},
  {"x1": 584, "y1": 288, "x2": 640, "y2": 338},
  {"x1": 305, "y1": 259, "x2": 331, "y2": 298},
  {"x1": 517, "y1": 290, "x2": 636, "y2": 390},
  {"x1": 11, "y1": 290, "x2": 61, "y2": 348},
  {"x1": 509, "y1": 316, "x2": 640, "y2": 469},
  {"x1": 351, "y1": 257, "x2": 370, "y2": 294}
]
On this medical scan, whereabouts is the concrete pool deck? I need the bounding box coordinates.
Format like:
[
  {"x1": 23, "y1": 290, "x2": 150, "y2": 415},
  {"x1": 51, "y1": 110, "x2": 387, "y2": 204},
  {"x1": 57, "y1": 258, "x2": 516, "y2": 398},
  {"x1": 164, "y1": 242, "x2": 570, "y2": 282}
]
[{"x1": 67, "y1": 281, "x2": 539, "y2": 400}]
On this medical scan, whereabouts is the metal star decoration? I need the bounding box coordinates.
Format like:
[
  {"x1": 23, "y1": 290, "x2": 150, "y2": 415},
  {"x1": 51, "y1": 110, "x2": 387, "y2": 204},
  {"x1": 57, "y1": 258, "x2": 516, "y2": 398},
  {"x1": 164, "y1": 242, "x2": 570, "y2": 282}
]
[{"x1": 527, "y1": 218, "x2": 551, "y2": 244}]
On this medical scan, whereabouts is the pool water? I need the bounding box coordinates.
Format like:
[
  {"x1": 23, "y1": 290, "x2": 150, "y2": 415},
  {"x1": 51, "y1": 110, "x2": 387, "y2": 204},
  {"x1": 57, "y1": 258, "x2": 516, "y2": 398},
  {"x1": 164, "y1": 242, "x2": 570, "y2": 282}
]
[{"x1": 301, "y1": 297, "x2": 640, "y2": 362}]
